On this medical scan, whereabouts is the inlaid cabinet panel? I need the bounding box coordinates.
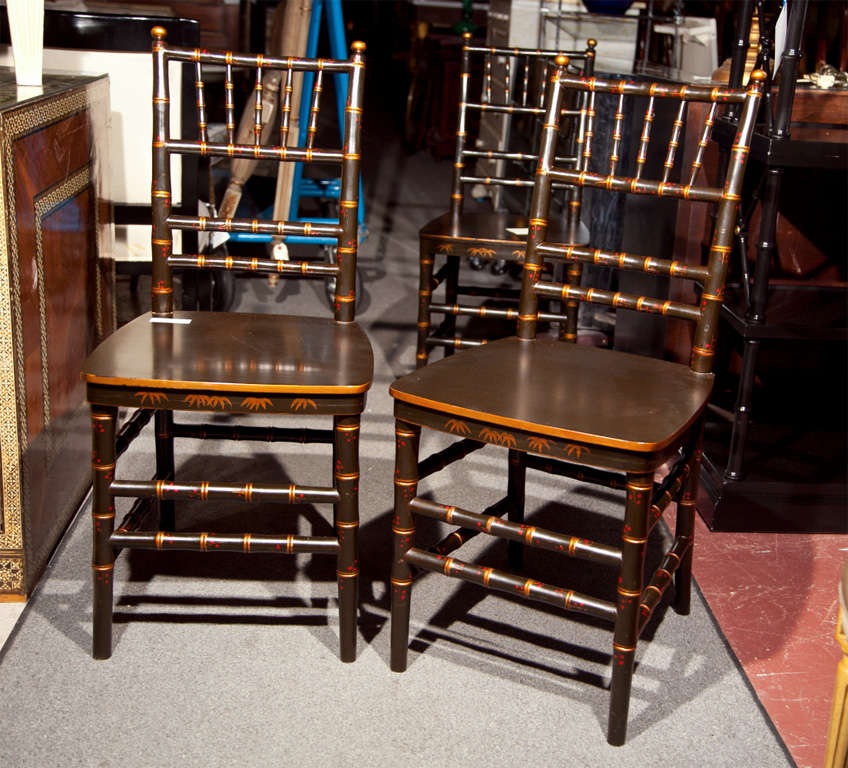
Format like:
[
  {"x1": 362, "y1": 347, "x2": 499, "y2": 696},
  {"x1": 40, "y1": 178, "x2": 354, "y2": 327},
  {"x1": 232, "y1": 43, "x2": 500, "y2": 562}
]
[{"x1": 0, "y1": 71, "x2": 112, "y2": 598}]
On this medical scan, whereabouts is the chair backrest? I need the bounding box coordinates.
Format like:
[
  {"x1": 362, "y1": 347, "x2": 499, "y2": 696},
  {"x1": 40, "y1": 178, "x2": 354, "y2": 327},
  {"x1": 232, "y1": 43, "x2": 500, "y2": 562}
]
[
  {"x1": 518, "y1": 58, "x2": 764, "y2": 373},
  {"x1": 150, "y1": 27, "x2": 365, "y2": 322},
  {"x1": 449, "y1": 34, "x2": 596, "y2": 222}
]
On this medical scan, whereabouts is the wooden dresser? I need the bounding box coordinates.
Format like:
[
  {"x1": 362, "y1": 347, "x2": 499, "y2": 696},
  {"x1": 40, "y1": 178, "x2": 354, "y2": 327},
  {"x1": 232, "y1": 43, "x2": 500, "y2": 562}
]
[{"x1": 0, "y1": 71, "x2": 113, "y2": 598}]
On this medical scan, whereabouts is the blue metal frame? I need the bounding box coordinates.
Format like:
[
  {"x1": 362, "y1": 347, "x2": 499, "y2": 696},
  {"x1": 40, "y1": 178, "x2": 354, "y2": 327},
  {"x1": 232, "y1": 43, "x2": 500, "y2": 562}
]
[{"x1": 231, "y1": 0, "x2": 364, "y2": 246}]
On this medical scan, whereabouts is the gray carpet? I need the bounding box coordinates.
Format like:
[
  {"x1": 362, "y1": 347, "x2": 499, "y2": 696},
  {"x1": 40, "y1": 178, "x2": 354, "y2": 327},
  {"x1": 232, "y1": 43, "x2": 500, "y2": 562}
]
[{"x1": 0, "y1": 116, "x2": 792, "y2": 768}]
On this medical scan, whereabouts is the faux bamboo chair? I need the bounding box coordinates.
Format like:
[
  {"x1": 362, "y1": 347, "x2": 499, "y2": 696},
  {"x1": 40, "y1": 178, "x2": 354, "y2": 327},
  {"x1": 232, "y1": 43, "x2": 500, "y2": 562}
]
[
  {"x1": 82, "y1": 29, "x2": 370, "y2": 662},
  {"x1": 391, "y1": 58, "x2": 764, "y2": 744},
  {"x1": 415, "y1": 34, "x2": 596, "y2": 367}
]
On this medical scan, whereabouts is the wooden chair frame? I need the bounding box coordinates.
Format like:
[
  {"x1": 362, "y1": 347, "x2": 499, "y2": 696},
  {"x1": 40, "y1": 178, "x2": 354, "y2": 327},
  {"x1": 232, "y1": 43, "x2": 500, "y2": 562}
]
[
  {"x1": 415, "y1": 34, "x2": 596, "y2": 366},
  {"x1": 83, "y1": 29, "x2": 370, "y2": 662},
  {"x1": 390, "y1": 57, "x2": 764, "y2": 744}
]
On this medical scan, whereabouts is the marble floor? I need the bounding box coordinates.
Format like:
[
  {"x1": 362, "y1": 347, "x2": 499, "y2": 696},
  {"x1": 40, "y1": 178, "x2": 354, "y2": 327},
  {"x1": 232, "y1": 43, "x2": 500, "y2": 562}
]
[{"x1": 687, "y1": 512, "x2": 846, "y2": 768}]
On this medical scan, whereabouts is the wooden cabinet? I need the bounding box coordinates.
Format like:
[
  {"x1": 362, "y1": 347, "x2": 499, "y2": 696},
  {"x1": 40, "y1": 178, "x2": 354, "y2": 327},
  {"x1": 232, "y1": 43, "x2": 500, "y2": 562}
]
[
  {"x1": 87, "y1": 0, "x2": 241, "y2": 50},
  {"x1": 0, "y1": 71, "x2": 113, "y2": 598}
]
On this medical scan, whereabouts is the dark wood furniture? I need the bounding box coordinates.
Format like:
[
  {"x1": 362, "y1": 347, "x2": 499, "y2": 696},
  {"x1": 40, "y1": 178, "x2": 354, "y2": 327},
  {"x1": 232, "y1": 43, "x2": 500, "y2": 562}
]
[
  {"x1": 415, "y1": 34, "x2": 595, "y2": 366},
  {"x1": 81, "y1": 0, "x2": 241, "y2": 51},
  {"x1": 81, "y1": 30, "x2": 371, "y2": 661},
  {"x1": 389, "y1": 57, "x2": 763, "y2": 745},
  {"x1": 0, "y1": 71, "x2": 112, "y2": 599},
  {"x1": 702, "y1": 0, "x2": 848, "y2": 532}
]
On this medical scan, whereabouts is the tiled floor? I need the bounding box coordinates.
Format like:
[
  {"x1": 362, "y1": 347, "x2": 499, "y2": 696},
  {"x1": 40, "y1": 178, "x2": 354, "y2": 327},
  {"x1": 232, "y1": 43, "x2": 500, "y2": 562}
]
[{"x1": 688, "y1": 514, "x2": 846, "y2": 768}]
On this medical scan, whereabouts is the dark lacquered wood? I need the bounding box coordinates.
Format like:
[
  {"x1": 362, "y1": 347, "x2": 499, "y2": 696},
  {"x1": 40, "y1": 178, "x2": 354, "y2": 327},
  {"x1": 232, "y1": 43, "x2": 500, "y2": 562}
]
[
  {"x1": 390, "y1": 60, "x2": 763, "y2": 746},
  {"x1": 392, "y1": 336, "x2": 713, "y2": 453},
  {"x1": 83, "y1": 311, "x2": 373, "y2": 394},
  {"x1": 83, "y1": 31, "x2": 371, "y2": 662},
  {"x1": 390, "y1": 420, "x2": 419, "y2": 673},
  {"x1": 334, "y1": 414, "x2": 361, "y2": 661},
  {"x1": 91, "y1": 405, "x2": 117, "y2": 659}
]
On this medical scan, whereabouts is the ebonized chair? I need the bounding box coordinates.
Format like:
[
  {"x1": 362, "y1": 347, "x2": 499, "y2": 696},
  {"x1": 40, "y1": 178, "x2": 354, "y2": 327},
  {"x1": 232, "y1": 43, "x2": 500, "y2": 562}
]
[
  {"x1": 82, "y1": 29, "x2": 370, "y2": 662},
  {"x1": 390, "y1": 57, "x2": 764, "y2": 744},
  {"x1": 415, "y1": 34, "x2": 596, "y2": 367}
]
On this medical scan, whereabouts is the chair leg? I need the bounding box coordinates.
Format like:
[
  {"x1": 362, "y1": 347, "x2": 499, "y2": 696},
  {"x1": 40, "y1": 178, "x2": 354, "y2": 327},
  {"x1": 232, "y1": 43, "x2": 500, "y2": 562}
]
[
  {"x1": 334, "y1": 415, "x2": 360, "y2": 663},
  {"x1": 443, "y1": 254, "x2": 460, "y2": 357},
  {"x1": 507, "y1": 449, "x2": 526, "y2": 569},
  {"x1": 608, "y1": 471, "x2": 651, "y2": 746},
  {"x1": 561, "y1": 263, "x2": 582, "y2": 343},
  {"x1": 155, "y1": 410, "x2": 175, "y2": 530},
  {"x1": 91, "y1": 405, "x2": 118, "y2": 660},
  {"x1": 416, "y1": 241, "x2": 436, "y2": 368},
  {"x1": 390, "y1": 419, "x2": 420, "y2": 672},
  {"x1": 675, "y1": 433, "x2": 703, "y2": 616}
]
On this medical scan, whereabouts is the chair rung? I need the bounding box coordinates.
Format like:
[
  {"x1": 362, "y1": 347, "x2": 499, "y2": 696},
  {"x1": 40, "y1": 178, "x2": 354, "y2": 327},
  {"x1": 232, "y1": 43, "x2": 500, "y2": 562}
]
[
  {"x1": 459, "y1": 175, "x2": 534, "y2": 189},
  {"x1": 115, "y1": 409, "x2": 153, "y2": 459},
  {"x1": 430, "y1": 303, "x2": 519, "y2": 320},
  {"x1": 638, "y1": 536, "x2": 692, "y2": 632},
  {"x1": 410, "y1": 497, "x2": 621, "y2": 567},
  {"x1": 464, "y1": 101, "x2": 545, "y2": 117},
  {"x1": 426, "y1": 497, "x2": 511, "y2": 560},
  {"x1": 426, "y1": 336, "x2": 486, "y2": 350},
  {"x1": 172, "y1": 423, "x2": 333, "y2": 444},
  {"x1": 534, "y1": 281, "x2": 702, "y2": 323},
  {"x1": 109, "y1": 530, "x2": 339, "y2": 555},
  {"x1": 535, "y1": 241, "x2": 710, "y2": 282},
  {"x1": 403, "y1": 546, "x2": 616, "y2": 622},
  {"x1": 431, "y1": 304, "x2": 567, "y2": 325},
  {"x1": 525, "y1": 454, "x2": 626, "y2": 489},
  {"x1": 165, "y1": 139, "x2": 343, "y2": 165},
  {"x1": 536, "y1": 310, "x2": 570, "y2": 323},
  {"x1": 462, "y1": 149, "x2": 537, "y2": 162},
  {"x1": 167, "y1": 214, "x2": 342, "y2": 240},
  {"x1": 418, "y1": 438, "x2": 485, "y2": 480},
  {"x1": 110, "y1": 480, "x2": 339, "y2": 505},
  {"x1": 649, "y1": 459, "x2": 691, "y2": 532},
  {"x1": 168, "y1": 255, "x2": 338, "y2": 277}
]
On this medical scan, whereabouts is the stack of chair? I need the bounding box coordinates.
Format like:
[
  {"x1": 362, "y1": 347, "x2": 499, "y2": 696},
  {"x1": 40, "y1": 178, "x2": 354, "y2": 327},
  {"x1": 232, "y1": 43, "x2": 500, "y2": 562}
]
[{"x1": 416, "y1": 34, "x2": 597, "y2": 366}]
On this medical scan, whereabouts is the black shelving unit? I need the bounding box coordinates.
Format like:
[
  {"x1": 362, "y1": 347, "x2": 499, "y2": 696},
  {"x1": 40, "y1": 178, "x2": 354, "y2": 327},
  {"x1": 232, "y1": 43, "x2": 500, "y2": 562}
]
[{"x1": 701, "y1": 0, "x2": 848, "y2": 532}]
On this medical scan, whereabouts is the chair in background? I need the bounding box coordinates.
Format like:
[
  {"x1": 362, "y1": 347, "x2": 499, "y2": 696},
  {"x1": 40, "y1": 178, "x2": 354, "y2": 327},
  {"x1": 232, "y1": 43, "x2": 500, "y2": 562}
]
[
  {"x1": 82, "y1": 29, "x2": 370, "y2": 662},
  {"x1": 415, "y1": 34, "x2": 596, "y2": 367},
  {"x1": 390, "y1": 56, "x2": 763, "y2": 744}
]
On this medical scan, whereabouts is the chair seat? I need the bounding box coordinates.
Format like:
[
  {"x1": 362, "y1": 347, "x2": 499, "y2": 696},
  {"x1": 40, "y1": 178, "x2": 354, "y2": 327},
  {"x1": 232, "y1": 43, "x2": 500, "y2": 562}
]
[
  {"x1": 83, "y1": 311, "x2": 373, "y2": 394},
  {"x1": 420, "y1": 211, "x2": 590, "y2": 249},
  {"x1": 390, "y1": 336, "x2": 714, "y2": 452}
]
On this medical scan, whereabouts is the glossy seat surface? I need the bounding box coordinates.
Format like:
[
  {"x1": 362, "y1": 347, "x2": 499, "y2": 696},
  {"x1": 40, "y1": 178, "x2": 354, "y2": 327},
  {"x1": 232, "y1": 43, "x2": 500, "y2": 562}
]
[
  {"x1": 391, "y1": 336, "x2": 714, "y2": 452},
  {"x1": 421, "y1": 211, "x2": 590, "y2": 247},
  {"x1": 83, "y1": 311, "x2": 373, "y2": 394}
]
